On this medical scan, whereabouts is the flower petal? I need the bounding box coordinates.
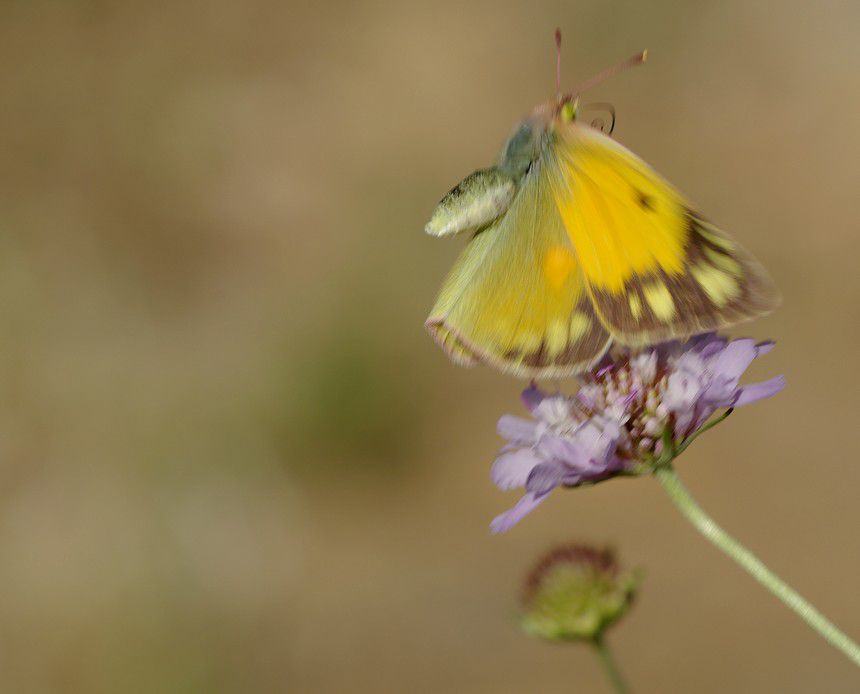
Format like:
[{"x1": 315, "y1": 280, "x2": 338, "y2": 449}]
[
  {"x1": 575, "y1": 418, "x2": 621, "y2": 464},
  {"x1": 537, "y1": 435, "x2": 592, "y2": 474},
  {"x1": 534, "y1": 396, "x2": 573, "y2": 428},
  {"x1": 709, "y1": 338, "x2": 757, "y2": 380},
  {"x1": 491, "y1": 448, "x2": 541, "y2": 490},
  {"x1": 521, "y1": 385, "x2": 546, "y2": 413},
  {"x1": 690, "y1": 332, "x2": 727, "y2": 358},
  {"x1": 490, "y1": 492, "x2": 549, "y2": 534},
  {"x1": 630, "y1": 351, "x2": 657, "y2": 383},
  {"x1": 664, "y1": 368, "x2": 704, "y2": 413},
  {"x1": 497, "y1": 415, "x2": 537, "y2": 444},
  {"x1": 734, "y1": 375, "x2": 785, "y2": 406},
  {"x1": 673, "y1": 408, "x2": 698, "y2": 439},
  {"x1": 526, "y1": 461, "x2": 566, "y2": 495}
]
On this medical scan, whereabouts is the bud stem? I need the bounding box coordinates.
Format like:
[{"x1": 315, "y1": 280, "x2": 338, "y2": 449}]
[
  {"x1": 592, "y1": 635, "x2": 631, "y2": 694},
  {"x1": 654, "y1": 464, "x2": 860, "y2": 668}
]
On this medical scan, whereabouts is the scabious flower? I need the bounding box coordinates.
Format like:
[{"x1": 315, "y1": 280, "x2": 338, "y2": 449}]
[
  {"x1": 520, "y1": 543, "x2": 639, "y2": 642},
  {"x1": 491, "y1": 334, "x2": 784, "y2": 533}
]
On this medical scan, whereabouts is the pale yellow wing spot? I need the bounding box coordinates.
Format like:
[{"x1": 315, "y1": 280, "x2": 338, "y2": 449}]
[
  {"x1": 517, "y1": 330, "x2": 543, "y2": 354},
  {"x1": 697, "y1": 223, "x2": 735, "y2": 251},
  {"x1": 569, "y1": 311, "x2": 591, "y2": 341},
  {"x1": 643, "y1": 282, "x2": 676, "y2": 321},
  {"x1": 545, "y1": 320, "x2": 569, "y2": 357},
  {"x1": 704, "y1": 246, "x2": 742, "y2": 276},
  {"x1": 690, "y1": 263, "x2": 741, "y2": 307},
  {"x1": 628, "y1": 295, "x2": 642, "y2": 320},
  {"x1": 434, "y1": 325, "x2": 478, "y2": 366}
]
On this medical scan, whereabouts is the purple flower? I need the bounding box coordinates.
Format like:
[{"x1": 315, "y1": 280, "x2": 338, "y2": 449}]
[{"x1": 491, "y1": 334, "x2": 784, "y2": 533}]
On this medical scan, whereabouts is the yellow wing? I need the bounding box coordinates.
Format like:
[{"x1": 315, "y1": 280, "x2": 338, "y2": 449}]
[
  {"x1": 547, "y1": 123, "x2": 780, "y2": 345},
  {"x1": 426, "y1": 159, "x2": 611, "y2": 378}
]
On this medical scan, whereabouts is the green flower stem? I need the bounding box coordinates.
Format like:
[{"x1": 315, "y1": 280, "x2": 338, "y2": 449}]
[
  {"x1": 592, "y1": 635, "x2": 631, "y2": 694},
  {"x1": 654, "y1": 464, "x2": 860, "y2": 668}
]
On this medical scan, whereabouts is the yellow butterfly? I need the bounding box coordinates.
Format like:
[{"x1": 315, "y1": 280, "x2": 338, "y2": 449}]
[{"x1": 425, "y1": 44, "x2": 779, "y2": 378}]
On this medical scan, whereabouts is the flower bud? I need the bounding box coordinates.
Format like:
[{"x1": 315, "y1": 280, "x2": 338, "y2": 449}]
[{"x1": 520, "y1": 544, "x2": 639, "y2": 641}]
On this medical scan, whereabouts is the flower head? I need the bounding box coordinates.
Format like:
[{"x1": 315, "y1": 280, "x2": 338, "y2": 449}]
[
  {"x1": 520, "y1": 543, "x2": 639, "y2": 641},
  {"x1": 491, "y1": 334, "x2": 784, "y2": 533}
]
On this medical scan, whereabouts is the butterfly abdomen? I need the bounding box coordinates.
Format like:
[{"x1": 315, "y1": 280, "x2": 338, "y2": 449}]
[{"x1": 425, "y1": 167, "x2": 516, "y2": 237}]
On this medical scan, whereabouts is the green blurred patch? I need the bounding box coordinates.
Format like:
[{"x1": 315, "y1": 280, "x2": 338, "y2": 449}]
[{"x1": 269, "y1": 324, "x2": 419, "y2": 480}]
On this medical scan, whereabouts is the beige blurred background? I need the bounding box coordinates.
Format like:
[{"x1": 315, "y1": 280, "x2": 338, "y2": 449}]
[{"x1": 0, "y1": 0, "x2": 858, "y2": 691}]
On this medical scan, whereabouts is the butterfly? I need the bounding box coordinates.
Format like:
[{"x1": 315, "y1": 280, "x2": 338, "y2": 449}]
[{"x1": 424, "y1": 40, "x2": 779, "y2": 378}]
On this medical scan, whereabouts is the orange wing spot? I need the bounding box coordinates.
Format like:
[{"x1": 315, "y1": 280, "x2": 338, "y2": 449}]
[{"x1": 543, "y1": 244, "x2": 577, "y2": 290}]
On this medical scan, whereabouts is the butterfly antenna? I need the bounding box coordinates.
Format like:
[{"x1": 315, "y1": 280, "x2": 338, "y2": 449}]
[
  {"x1": 554, "y1": 28, "x2": 563, "y2": 100},
  {"x1": 563, "y1": 50, "x2": 648, "y2": 100}
]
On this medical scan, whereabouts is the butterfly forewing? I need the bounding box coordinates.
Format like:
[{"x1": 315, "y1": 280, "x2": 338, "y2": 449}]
[{"x1": 547, "y1": 123, "x2": 780, "y2": 345}]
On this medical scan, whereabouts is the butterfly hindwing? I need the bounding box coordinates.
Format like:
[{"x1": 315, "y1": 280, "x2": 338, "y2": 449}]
[
  {"x1": 548, "y1": 123, "x2": 779, "y2": 345},
  {"x1": 426, "y1": 160, "x2": 611, "y2": 378}
]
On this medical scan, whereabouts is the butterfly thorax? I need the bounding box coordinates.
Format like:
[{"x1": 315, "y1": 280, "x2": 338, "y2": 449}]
[{"x1": 498, "y1": 102, "x2": 560, "y2": 178}]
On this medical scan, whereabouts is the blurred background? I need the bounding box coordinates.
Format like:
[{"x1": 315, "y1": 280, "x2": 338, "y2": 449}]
[{"x1": 0, "y1": 0, "x2": 858, "y2": 691}]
